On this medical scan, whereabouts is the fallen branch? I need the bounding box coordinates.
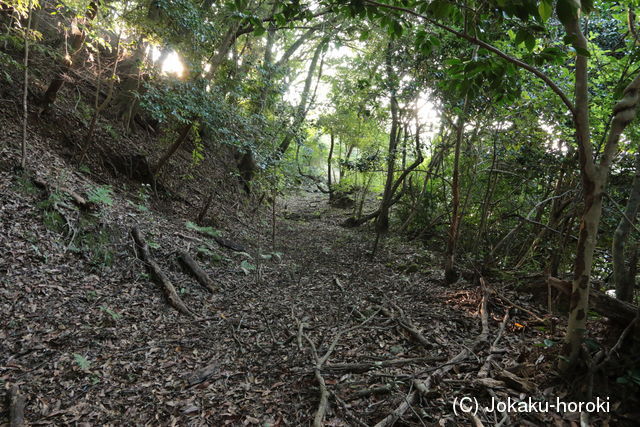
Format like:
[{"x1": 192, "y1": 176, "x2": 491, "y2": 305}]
[
  {"x1": 131, "y1": 226, "x2": 193, "y2": 316},
  {"x1": 548, "y1": 276, "x2": 640, "y2": 325},
  {"x1": 8, "y1": 385, "x2": 26, "y2": 427},
  {"x1": 323, "y1": 356, "x2": 446, "y2": 374},
  {"x1": 32, "y1": 176, "x2": 94, "y2": 210},
  {"x1": 478, "y1": 310, "x2": 510, "y2": 378},
  {"x1": 375, "y1": 288, "x2": 491, "y2": 426},
  {"x1": 214, "y1": 236, "x2": 245, "y2": 252},
  {"x1": 178, "y1": 251, "x2": 216, "y2": 293},
  {"x1": 379, "y1": 305, "x2": 435, "y2": 350},
  {"x1": 347, "y1": 384, "x2": 393, "y2": 401}
]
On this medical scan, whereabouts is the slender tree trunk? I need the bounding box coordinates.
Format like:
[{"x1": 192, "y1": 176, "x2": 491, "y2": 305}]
[
  {"x1": 83, "y1": 24, "x2": 122, "y2": 155},
  {"x1": 21, "y1": 0, "x2": 33, "y2": 169},
  {"x1": 327, "y1": 133, "x2": 335, "y2": 199},
  {"x1": 40, "y1": 0, "x2": 99, "y2": 112},
  {"x1": 278, "y1": 41, "x2": 325, "y2": 155},
  {"x1": 152, "y1": 123, "x2": 193, "y2": 175},
  {"x1": 444, "y1": 96, "x2": 468, "y2": 284},
  {"x1": 612, "y1": 154, "x2": 640, "y2": 302},
  {"x1": 374, "y1": 42, "x2": 400, "y2": 242}
]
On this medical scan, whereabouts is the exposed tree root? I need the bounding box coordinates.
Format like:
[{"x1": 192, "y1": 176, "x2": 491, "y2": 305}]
[
  {"x1": 298, "y1": 309, "x2": 380, "y2": 426},
  {"x1": 478, "y1": 309, "x2": 510, "y2": 378},
  {"x1": 131, "y1": 226, "x2": 193, "y2": 316},
  {"x1": 378, "y1": 304, "x2": 436, "y2": 350},
  {"x1": 323, "y1": 356, "x2": 446, "y2": 374},
  {"x1": 178, "y1": 251, "x2": 216, "y2": 293},
  {"x1": 374, "y1": 287, "x2": 491, "y2": 426}
]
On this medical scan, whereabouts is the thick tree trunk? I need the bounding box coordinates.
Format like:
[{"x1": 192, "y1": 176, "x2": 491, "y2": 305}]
[
  {"x1": 444, "y1": 97, "x2": 468, "y2": 284},
  {"x1": 613, "y1": 155, "x2": 640, "y2": 302},
  {"x1": 40, "y1": 1, "x2": 99, "y2": 112}
]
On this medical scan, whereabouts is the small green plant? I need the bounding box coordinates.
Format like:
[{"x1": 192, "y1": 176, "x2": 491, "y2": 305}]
[
  {"x1": 87, "y1": 185, "x2": 113, "y2": 206},
  {"x1": 79, "y1": 164, "x2": 91, "y2": 174},
  {"x1": 15, "y1": 174, "x2": 39, "y2": 195},
  {"x1": 136, "y1": 183, "x2": 152, "y2": 210},
  {"x1": 260, "y1": 251, "x2": 283, "y2": 261},
  {"x1": 185, "y1": 221, "x2": 220, "y2": 238},
  {"x1": 148, "y1": 241, "x2": 160, "y2": 249},
  {"x1": 240, "y1": 260, "x2": 256, "y2": 275},
  {"x1": 99, "y1": 305, "x2": 121, "y2": 321},
  {"x1": 617, "y1": 368, "x2": 640, "y2": 387},
  {"x1": 73, "y1": 354, "x2": 91, "y2": 371},
  {"x1": 102, "y1": 123, "x2": 120, "y2": 140},
  {"x1": 42, "y1": 209, "x2": 65, "y2": 233}
]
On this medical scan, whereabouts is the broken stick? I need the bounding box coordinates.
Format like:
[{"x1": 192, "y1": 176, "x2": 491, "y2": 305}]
[
  {"x1": 131, "y1": 226, "x2": 193, "y2": 316},
  {"x1": 178, "y1": 251, "x2": 216, "y2": 293}
]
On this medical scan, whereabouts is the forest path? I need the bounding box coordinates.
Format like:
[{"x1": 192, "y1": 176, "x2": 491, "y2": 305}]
[{"x1": 1, "y1": 173, "x2": 537, "y2": 426}]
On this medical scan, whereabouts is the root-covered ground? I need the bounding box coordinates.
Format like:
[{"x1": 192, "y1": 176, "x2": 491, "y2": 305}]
[{"x1": 0, "y1": 142, "x2": 624, "y2": 426}]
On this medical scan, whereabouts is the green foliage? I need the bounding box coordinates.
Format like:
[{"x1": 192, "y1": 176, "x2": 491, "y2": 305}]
[
  {"x1": 87, "y1": 185, "x2": 113, "y2": 206},
  {"x1": 239, "y1": 259, "x2": 256, "y2": 275},
  {"x1": 73, "y1": 353, "x2": 91, "y2": 371},
  {"x1": 99, "y1": 305, "x2": 122, "y2": 320},
  {"x1": 185, "y1": 221, "x2": 220, "y2": 238}
]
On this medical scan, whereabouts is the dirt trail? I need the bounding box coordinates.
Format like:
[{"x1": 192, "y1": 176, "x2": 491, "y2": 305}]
[{"x1": 1, "y1": 174, "x2": 541, "y2": 426}]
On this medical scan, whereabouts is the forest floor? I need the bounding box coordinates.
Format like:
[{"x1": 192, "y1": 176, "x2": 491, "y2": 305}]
[
  {"x1": 0, "y1": 106, "x2": 626, "y2": 425},
  {"x1": 1, "y1": 145, "x2": 623, "y2": 426}
]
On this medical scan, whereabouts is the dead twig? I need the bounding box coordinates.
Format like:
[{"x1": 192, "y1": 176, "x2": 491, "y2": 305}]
[{"x1": 131, "y1": 226, "x2": 193, "y2": 316}]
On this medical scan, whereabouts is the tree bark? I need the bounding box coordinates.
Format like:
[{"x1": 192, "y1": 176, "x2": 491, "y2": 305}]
[
  {"x1": 375, "y1": 42, "x2": 400, "y2": 239},
  {"x1": 562, "y1": 11, "x2": 640, "y2": 370},
  {"x1": 613, "y1": 155, "x2": 640, "y2": 302},
  {"x1": 152, "y1": 123, "x2": 193, "y2": 176},
  {"x1": 327, "y1": 133, "x2": 335, "y2": 199},
  {"x1": 20, "y1": 0, "x2": 33, "y2": 169},
  {"x1": 444, "y1": 96, "x2": 468, "y2": 284},
  {"x1": 278, "y1": 40, "x2": 325, "y2": 155}
]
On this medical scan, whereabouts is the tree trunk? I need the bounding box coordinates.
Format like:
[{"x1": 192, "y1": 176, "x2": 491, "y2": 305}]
[
  {"x1": 374, "y1": 42, "x2": 400, "y2": 240},
  {"x1": 152, "y1": 123, "x2": 193, "y2": 176},
  {"x1": 327, "y1": 133, "x2": 335, "y2": 199},
  {"x1": 21, "y1": 0, "x2": 33, "y2": 169},
  {"x1": 278, "y1": 41, "x2": 325, "y2": 155},
  {"x1": 40, "y1": 0, "x2": 99, "y2": 112},
  {"x1": 444, "y1": 96, "x2": 468, "y2": 284},
  {"x1": 562, "y1": 14, "x2": 596, "y2": 370},
  {"x1": 561, "y1": 11, "x2": 640, "y2": 370},
  {"x1": 612, "y1": 154, "x2": 640, "y2": 302}
]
